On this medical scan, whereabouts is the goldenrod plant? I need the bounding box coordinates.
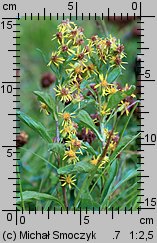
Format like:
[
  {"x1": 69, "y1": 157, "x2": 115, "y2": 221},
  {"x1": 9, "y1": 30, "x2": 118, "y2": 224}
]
[{"x1": 17, "y1": 20, "x2": 140, "y2": 210}]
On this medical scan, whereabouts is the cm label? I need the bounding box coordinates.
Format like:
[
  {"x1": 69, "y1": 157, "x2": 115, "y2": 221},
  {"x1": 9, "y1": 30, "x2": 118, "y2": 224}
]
[{"x1": 3, "y1": 3, "x2": 16, "y2": 11}]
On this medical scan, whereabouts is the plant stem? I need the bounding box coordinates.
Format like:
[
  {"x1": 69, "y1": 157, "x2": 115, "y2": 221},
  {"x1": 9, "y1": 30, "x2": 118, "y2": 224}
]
[
  {"x1": 90, "y1": 163, "x2": 110, "y2": 193},
  {"x1": 56, "y1": 105, "x2": 60, "y2": 143},
  {"x1": 98, "y1": 127, "x2": 114, "y2": 164},
  {"x1": 62, "y1": 186, "x2": 68, "y2": 208},
  {"x1": 98, "y1": 95, "x2": 106, "y2": 147},
  {"x1": 55, "y1": 104, "x2": 61, "y2": 168},
  {"x1": 55, "y1": 102, "x2": 68, "y2": 208},
  {"x1": 118, "y1": 103, "x2": 138, "y2": 144}
]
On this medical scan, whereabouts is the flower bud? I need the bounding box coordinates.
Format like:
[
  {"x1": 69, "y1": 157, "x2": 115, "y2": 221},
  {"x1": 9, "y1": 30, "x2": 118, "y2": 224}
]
[
  {"x1": 41, "y1": 72, "x2": 56, "y2": 88},
  {"x1": 16, "y1": 131, "x2": 28, "y2": 148},
  {"x1": 77, "y1": 128, "x2": 96, "y2": 144}
]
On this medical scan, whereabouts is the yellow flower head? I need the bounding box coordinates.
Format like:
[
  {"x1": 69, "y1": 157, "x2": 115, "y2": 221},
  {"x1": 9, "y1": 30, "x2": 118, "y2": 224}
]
[
  {"x1": 54, "y1": 84, "x2": 73, "y2": 103},
  {"x1": 95, "y1": 74, "x2": 108, "y2": 88},
  {"x1": 60, "y1": 174, "x2": 76, "y2": 189},
  {"x1": 100, "y1": 73, "x2": 108, "y2": 86},
  {"x1": 67, "y1": 62, "x2": 85, "y2": 81},
  {"x1": 52, "y1": 31, "x2": 63, "y2": 44},
  {"x1": 83, "y1": 43, "x2": 95, "y2": 57},
  {"x1": 73, "y1": 47, "x2": 87, "y2": 62},
  {"x1": 58, "y1": 20, "x2": 76, "y2": 34},
  {"x1": 110, "y1": 55, "x2": 127, "y2": 70},
  {"x1": 65, "y1": 137, "x2": 86, "y2": 154},
  {"x1": 83, "y1": 63, "x2": 97, "y2": 79},
  {"x1": 90, "y1": 35, "x2": 99, "y2": 44},
  {"x1": 40, "y1": 102, "x2": 49, "y2": 115},
  {"x1": 90, "y1": 155, "x2": 109, "y2": 168},
  {"x1": 90, "y1": 156, "x2": 98, "y2": 165},
  {"x1": 47, "y1": 52, "x2": 65, "y2": 67},
  {"x1": 63, "y1": 112, "x2": 71, "y2": 121},
  {"x1": 66, "y1": 149, "x2": 76, "y2": 158},
  {"x1": 63, "y1": 149, "x2": 79, "y2": 164},
  {"x1": 101, "y1": 103, "x2": 111, "y2": 116},
  {"x1": 59, "y1": 112, "x2": 76, "y2": 126},
  {"x1": 104, "y1": 129, "x2": 118, "y2": 140},
  {"x1": 60, "y1": 124, "x2": 77, "y2": 138},
  {"x1": 108, "y1": 141, "x2": 117, "y2": 152},
  {"x1": 68, "y1": 27, "x2": 81, "y2": 44},
  {"x1": 119, "y1": 100, "x2": 130, "y2": 116},
  {"x1": 59, "y1": 40, "x2": 75, "y2": 56},
  {"x1": 105, "y1": 86, "x2": 118, "y2": 95},
  {"x1": 95, "y1": 74, "x2": 115, "y2": 96}
]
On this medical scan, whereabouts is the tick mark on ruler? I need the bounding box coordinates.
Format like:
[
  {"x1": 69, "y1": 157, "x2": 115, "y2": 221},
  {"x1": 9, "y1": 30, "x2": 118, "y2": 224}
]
[
  {"x1": 108, "y1": 8, "x2": 110, "y2": 20},
  {"x1": 44, "y1": 8, "x2": 46, "y2": 20},
  {"x1": 76, "y1": 1, "x2": 78, "y2": 20}
]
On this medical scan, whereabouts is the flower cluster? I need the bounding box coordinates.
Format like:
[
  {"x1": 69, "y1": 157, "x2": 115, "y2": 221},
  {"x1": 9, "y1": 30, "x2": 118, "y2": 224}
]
[
  {"x1": 104, "y1": 129, "x2": 120, "y2": 153},
  {"x1": 48, "y1": 20, "x2": 127, "y2": 105},
  {"x1": 44, "y1": 20, "x2": 136, "y2": 189},
  {"x1": 59, "y1": 112, "x2": 85, "y2": 164}
]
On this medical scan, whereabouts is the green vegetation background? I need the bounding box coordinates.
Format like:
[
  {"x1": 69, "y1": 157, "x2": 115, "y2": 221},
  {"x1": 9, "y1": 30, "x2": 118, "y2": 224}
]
[{"x1": 17, "y1": 17, "x2": 140, "y2": 210}]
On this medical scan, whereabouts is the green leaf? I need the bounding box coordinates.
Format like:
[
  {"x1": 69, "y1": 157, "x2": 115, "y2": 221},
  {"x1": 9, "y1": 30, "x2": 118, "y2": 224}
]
[
  {"x1": 17, "y1": 111, "x2": 52, "y2": 143},
  {"x1": 110, "y1": 133, "x2": 140, "y2": 163},
  {"x1": 107, "y1": 85, "x2": 136, "y2": 109},
  {"x1": 57, "y1": 164, "x2": 74, "y2": 175},
  {"x1": 34, "y1": 91, "x2": 57, "y2": 120},
  {"x1": 36, "y1": 48, "x2": 48, "y2": 64},
  {"x1": 114, "y1": 135, "x2": 132, "y2": 152},
  {"x1": 48, "y1": 143, "x2": 65, "y2": 158},
  {"x1": 74, "y1": 174, "x2": 89, "y2": 207},
  {"x1": 73, "y1": 161, "x2": 95, "y2": 173},
  {"x1": 107, "y1": 67, "x2": 122, "y2": 83},
  {"x1": 36, "y1": 49, "x2": 59, "y2": 76},
  {"x1": 20, "y1": 147, "x2": 58, "y2": 171},
  {"x1": 80, "y1": 189, "x2": 100, "y2": 209},
  {"x1": 123, "y1": 85, "x2": 136, "y2": 96},
  {"x1": 110, "y1": 169, "x2": 139, "y2": 194},
  {"x1": 100, "y1": 160, "x2": 118, "y2": 209},
  {"x1": 107, "y1": 91, "x2": 122, "y2": 109},
  {"x1": 109, "y1": 182, "x2": 139, "y2": 209},
  {"x1": 44, "y1": 200, "x2": 53, "y2": 211},
  {"x1": 77, "y1": 110, "x2": 103, "y2": 141},
  {"x1": 119, "y1": 102, "x2": 138, "y2": 141},
  {"x1": 58, "y1": 161, "x2": 95, "y2": 175},
  {"x1": 16, "y1": 191, "x2": 65, "y2": 209},
  {"x1": 82, "y1": 142, "x2": 97, "y2": 156}
]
